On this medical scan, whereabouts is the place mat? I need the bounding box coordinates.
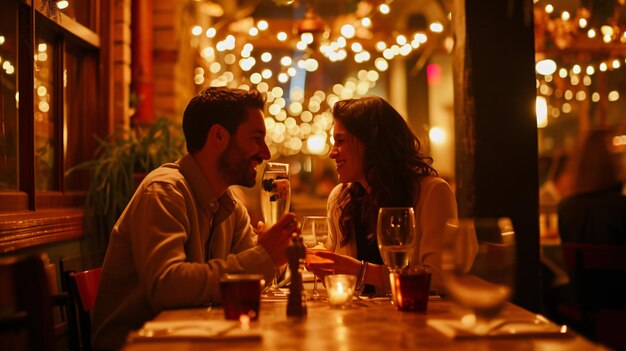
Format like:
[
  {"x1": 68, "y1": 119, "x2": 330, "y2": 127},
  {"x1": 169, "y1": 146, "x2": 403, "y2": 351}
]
[
  {"x1": 427, "y1": 317, "x2": 571, "y2": 340},
  {"x1": 128, "y1": 320, "x2": 262, "y2": 342}
]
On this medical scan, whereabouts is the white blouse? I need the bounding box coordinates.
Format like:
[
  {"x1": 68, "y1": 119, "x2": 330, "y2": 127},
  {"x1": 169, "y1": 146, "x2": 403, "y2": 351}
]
[{"x1": 326, "y1": 176, "x2": 474, "y2": 292}]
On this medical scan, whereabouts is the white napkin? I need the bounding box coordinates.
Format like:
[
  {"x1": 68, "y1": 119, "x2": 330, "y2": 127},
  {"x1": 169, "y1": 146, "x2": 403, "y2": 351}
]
[
  {"x1": 129, "y1": 319, "x2": 261, "y2": 342},
  {"x1": 427, "y1": 317, "x2": 571, "y2": 340}
]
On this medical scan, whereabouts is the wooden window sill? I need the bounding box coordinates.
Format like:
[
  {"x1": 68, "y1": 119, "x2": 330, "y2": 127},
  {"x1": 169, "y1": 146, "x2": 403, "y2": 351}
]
[{"x1": 0, "y1": 208, "x2": 85, "y2": 253}]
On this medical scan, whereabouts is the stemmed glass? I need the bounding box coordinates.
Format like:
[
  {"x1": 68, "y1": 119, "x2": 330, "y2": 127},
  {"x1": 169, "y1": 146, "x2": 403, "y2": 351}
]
[
  {"x1": 441, "y1": 217, "x2": 516, "y2": 335},
  {"x1": 260, "y1": 162, "x2": 291, "y2": 297},
  {"x1": 301, "y1": 216, "x2": 329, "y2": 300},
  {"x1": 376, "y1": 207, "x2": 416, "y2": 272}
]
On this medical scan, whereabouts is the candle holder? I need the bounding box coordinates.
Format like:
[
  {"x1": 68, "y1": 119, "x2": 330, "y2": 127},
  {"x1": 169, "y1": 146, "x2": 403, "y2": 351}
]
[{"x1": 324, "y1": 274, "x2": 356, "y2": 308}]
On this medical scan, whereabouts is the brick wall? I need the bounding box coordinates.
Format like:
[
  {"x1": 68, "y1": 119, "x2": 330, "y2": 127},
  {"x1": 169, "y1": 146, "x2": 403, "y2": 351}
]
[
  {"x1": 111, "y1": 0, "x2": 199, "y2": 128},
  {"x1": 154, "y1": 0, "x2": 195, "y2": 122}
]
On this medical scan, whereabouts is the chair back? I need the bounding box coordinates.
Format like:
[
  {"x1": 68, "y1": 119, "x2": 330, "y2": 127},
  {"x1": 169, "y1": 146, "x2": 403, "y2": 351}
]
[
  {"x1": 71, "y1": 268, "x2": 102, "y2": 312},
  {"x1": 59, "y1": 255, "x2": 101, "y2": 351},
  {"x1": 561, "y1": 242, "x2": 626, "y2": 350},
  {"x1": 561, "y1": 242, "x2": 626, "y2": 309},
  {"x1": 0, "y1": 254, "x2": 55, "y2": 351}
]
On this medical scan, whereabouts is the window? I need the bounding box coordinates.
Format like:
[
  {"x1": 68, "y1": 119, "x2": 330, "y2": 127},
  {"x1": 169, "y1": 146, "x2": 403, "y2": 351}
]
[
  {"x1": 0, "y1": 0, "x2": 18, "y2": 191},
  {"x1": 34, "y1": 33, "x2": 58, "y2": 191},
  {"x1": 0, "y1": 0, "x2": 110, "y2": 252}
]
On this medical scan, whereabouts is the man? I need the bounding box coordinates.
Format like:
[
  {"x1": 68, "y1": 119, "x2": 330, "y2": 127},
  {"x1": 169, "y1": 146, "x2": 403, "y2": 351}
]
[{"x1": 92, "y1": 87, "x2": 297, "y2": 350}]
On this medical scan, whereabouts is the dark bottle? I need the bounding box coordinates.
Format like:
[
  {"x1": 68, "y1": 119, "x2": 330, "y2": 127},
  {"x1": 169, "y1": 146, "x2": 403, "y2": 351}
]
[{"x1": 286, "y1": 234, "x2": 307, "y2": 317}]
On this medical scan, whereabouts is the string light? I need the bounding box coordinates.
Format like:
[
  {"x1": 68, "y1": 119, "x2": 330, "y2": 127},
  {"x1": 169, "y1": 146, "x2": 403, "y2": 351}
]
[
  {"x1": 56, "y1": 1, "x2": 69, "y2": 10},
  {"x1": 185, "y1": 10, "x2": 446, "y2": 155},
  {"x1": 535, "y1": 2, "x2": 625, "y2": 128}
]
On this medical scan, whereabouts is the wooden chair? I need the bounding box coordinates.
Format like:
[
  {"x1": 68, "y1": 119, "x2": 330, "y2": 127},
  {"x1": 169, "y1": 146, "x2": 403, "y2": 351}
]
[
  {"x1": 72, "y1": 268, "x2": 102, "y2": 313},
  {"x1": 60, "y1": 255, "x2": 101, "y2": 351},
  {"x1": 71, "y1": 268, "x2": 102, "y2": 351},
  {"x1": 561, "y1": 242, "x2": 626, "y2": 350},
  {"x1": 0, "y1": 253, "x2": 56, "y2": 351},
  {"x1": 0, "y1": 311, "x2": 29, "y2": 351}
]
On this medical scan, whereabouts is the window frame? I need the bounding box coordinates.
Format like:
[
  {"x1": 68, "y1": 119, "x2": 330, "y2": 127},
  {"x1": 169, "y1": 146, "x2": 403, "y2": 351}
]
[{"x1": 0, "y1": 0, "x2": 112, "y2": 253}]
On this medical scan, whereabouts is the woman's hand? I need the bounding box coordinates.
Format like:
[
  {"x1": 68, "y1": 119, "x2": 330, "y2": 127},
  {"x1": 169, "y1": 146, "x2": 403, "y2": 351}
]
[{"x1": 305, "y1": 251, "x2": 361, "y2": 278}]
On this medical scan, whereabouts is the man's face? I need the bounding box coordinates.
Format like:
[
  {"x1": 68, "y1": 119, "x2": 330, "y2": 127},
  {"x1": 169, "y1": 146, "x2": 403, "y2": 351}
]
[{"x1": 218, "y1": 107, "x2": 271, "y2": 187}]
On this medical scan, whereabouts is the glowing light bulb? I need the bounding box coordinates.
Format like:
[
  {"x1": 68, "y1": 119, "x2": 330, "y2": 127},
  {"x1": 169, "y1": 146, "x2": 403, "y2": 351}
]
[
  {"x1": 191, "y1": 25, "x2": 203, "y2": 36},
  {"x1": 429, "y1": 127, "x2": 446, "y2": 144},
  {"x1": 429, "y1": 22, "x2": 444, "y2": 33},
  {"x1": 261, "y1": 52, "x2": 272, "y2": 62},
  {"x1": 257, "y1": 20, "x2": 268, "y2": 31},
  {"x1": 307, "y1": 135, "x2": 326, "y2": 154},
  {"x1": 280, "y1": 56, "x2": 292, "y2": 66},
  {"x1": 341, "y1": 24, "x2": 356, "y2": 39},
  {"x1": 536, "y1": 59, "x2": 557, "y2": 75}
]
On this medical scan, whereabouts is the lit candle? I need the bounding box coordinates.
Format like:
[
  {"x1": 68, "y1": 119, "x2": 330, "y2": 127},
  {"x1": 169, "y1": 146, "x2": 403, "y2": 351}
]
[
  {"x1": 325, "y1": 274, "x2": 356, "y2": 308},
  {"x1": 239, "y1": 314, "x2": 250, "y2": 330}
]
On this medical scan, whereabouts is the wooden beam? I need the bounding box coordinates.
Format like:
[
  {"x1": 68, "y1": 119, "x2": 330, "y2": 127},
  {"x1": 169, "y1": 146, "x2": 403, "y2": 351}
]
[{"x1": 453, "y1": 0, "x2": 541, "y2": 312}]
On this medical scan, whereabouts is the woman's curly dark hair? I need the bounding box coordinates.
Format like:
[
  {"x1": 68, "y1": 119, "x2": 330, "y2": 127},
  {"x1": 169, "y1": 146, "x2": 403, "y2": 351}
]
[{"x1": 332, "y1": 96, "x2": 438, "y2": 247}]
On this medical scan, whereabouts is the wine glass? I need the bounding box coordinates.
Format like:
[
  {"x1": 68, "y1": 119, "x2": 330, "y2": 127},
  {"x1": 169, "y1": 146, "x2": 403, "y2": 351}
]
[
  {"x1": 441, "y1": 217, "x2": 516, "y2": 335},
  {"x1": 301, "y1": 216, "x2": 329, "y2": 300},
  {"x1": 260, "y1": 162, "x2": 291, "y2": 296},
  {"x1": 376, "y1": 207, "x2": 416, "y2": 272}
]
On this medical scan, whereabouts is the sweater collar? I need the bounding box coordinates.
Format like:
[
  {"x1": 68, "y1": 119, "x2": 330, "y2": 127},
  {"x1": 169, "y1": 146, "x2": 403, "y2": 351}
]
[{"x1": 178, "y1": 154, "x2": 236, "y2": 214}]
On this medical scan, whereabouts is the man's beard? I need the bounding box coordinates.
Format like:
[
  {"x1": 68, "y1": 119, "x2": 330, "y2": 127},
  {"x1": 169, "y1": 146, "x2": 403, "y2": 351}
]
[{"x1": 218, "y1": 140, "x2": 258, "y2": 187}]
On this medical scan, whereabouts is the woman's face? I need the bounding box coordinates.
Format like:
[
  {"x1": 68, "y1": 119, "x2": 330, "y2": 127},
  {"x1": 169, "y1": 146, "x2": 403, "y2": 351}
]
[{"x1": 329, "y1": 120, "x2": 367, "y2": 187}]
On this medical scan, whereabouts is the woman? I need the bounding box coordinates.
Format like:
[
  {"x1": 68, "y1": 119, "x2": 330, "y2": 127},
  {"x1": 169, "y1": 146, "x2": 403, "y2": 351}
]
[
  {"x1": 558, "y1": 129, "x2": 626, "y2": 244},
  {"x1": 307, "y1": 96, "x2": 462, "y2": 294}
]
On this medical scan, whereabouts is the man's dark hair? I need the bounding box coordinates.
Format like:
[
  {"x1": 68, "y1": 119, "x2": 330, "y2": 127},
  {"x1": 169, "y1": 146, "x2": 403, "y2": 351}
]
[{"x1": 182, "y1": 87, "x2": 266, "y2": 154}]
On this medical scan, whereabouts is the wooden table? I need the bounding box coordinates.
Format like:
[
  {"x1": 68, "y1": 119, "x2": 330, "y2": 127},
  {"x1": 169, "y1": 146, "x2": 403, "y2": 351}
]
[{"x1": 122, "y1": 293, "x2": 604, "y2": 351}]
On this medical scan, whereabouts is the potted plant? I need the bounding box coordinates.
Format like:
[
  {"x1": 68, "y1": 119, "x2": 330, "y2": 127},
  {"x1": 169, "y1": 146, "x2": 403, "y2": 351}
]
[{"x1": 67, "y1": 117, "x2": 185, "y2": 259}]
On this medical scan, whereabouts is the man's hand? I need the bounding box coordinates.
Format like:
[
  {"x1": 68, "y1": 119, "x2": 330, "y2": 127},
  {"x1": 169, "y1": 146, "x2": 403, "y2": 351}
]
[{"x1": 257, "y1": 213, "x2": 300, "y2": 266}]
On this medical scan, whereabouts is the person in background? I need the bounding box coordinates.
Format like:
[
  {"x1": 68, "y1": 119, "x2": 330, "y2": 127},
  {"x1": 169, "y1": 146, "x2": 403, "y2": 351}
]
[
  {"x1": 306, "y1": 96, "x2": 476, "y2": 295},
  {"x1": 558, "y1": 129, "x2": 626, "y2": 244},
  {"x1": 92, "y1": 87, "x2": 299, "y2": 350},
  {"x1": 539, "y1": 150, "x2": 572, "y2": 209},
  {"x1": 539, "y1": 149, "x2": 572, "y2": 238}
]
